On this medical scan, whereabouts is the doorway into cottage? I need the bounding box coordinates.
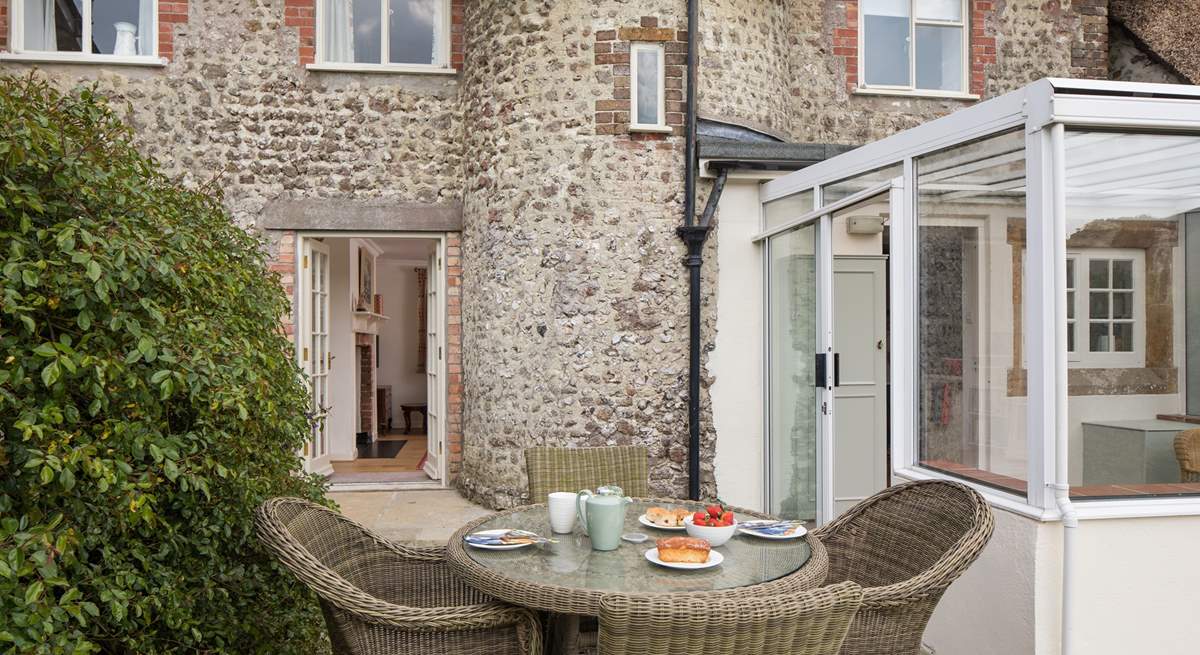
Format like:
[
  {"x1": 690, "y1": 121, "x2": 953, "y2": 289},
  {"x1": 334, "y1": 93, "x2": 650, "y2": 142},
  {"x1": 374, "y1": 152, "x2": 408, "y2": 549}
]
[
  {"x1": 763, "y1": 183, "x2": 895, "y2": 525},
  {"x1": 295, "y1": 232, "x2": 448, "y2": 489}
]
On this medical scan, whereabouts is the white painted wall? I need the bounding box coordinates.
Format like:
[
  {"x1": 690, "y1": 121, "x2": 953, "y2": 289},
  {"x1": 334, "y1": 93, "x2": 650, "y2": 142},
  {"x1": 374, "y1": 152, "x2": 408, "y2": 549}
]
[
  {"x1": 710, "y1": 179, "x2": 766, "y2": 511},
  {"x1": 327, "y1": 238, "x2": 358, "y2": 462},
  {"x1": 376, "y1": 259, "x2": 427, "y2": 408},
  {"x1": 923, "y1": 505, "x2": 1051, "y2": 655}
]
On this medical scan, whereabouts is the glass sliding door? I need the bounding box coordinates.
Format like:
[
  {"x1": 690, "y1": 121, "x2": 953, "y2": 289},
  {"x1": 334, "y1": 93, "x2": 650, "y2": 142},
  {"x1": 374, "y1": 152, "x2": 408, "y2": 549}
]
[{"x1": 767, "y1": 221, "x2": 824, "y2": 521}]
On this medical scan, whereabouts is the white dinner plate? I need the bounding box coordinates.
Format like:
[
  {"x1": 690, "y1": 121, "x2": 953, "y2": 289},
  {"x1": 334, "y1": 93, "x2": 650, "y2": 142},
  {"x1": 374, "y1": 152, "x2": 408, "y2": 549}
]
[
  {"x1": 644, "y1": 547, "x2": 724, "y2": 570},
  {"x1": 737, "y1": 524, "x2": 808, "y2": 540},
  {"x1": 638, "y1": 514, "x2": 687, "y2": 531},
  {"x1": 464, "y1": 529, "x2": 538, "y2": 550}
]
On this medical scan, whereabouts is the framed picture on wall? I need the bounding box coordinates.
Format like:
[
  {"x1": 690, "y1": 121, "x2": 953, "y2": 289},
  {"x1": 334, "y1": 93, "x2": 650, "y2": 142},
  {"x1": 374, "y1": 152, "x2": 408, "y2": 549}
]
[{"x1": 358, "y1": 248, "x2": 374, "y2": 311}]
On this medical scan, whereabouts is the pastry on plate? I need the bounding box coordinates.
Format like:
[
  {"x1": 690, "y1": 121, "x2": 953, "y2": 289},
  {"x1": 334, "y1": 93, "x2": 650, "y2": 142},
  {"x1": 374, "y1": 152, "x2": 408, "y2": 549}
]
[
  {"x1": 656, "y1": 537, "x2": 710, "y2": 564},
  {"x1": 646, "y1": 506, "x2": 691, "y2": 527}
]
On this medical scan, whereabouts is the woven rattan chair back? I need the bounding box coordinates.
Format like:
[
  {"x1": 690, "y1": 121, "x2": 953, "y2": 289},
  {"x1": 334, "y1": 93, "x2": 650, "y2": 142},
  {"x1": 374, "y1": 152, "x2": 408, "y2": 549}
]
[
  {"x1": 255, "y1": 497, "x2": 541, "y2": 655},
  {"x1": 1175, "y1": 429, "x2": 1200, "y2": 483},
  {"x1": 525, "y1": 445, "x2": 649, "y2": 501},
  {"x1": 598, "y1": 581, "x2": 863, "y2": 655},
  {"x1": 814, "y1": 480, "x2": 994, "y2": 655}
]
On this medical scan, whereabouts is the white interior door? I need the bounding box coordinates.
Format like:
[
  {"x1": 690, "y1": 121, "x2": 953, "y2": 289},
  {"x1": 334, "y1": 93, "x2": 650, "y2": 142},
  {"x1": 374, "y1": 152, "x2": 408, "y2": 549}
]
[
  {"x1": 423, "y1": 244, "x2": 444, "y2": 480},
  {"x1": 301, "y1": 238, "x2": 333, "y2": 475},
  {"x1": 832, "y1": 256, "x2": 889, "y2": 516}
]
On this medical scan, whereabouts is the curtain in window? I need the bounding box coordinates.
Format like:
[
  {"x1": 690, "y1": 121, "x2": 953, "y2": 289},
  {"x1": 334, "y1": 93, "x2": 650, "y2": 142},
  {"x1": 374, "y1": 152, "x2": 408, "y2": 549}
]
[
  {"x1": 23, "y1": 0, "x2": 57, "y2": 51},
  {"x1": 428, "y1": 0, "x2": 441, "y2": 65},
  {"x1": 136, "y1": 0, "x2": 153, "y2": 55},
  {"x1": 323, "y1": 0, "x2": 354, "y2": 62}
]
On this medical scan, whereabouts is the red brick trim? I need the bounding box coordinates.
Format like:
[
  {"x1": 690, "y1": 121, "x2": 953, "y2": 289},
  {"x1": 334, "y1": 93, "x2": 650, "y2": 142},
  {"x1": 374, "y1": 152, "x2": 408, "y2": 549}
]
[
  {"x1": 445, "y1": 232, "x2": 463, "y2": 477},
  {"x1": 836, "y1": 0, "x2": 996, "y2": 98},
  {"x1": 0, "y1": 0, "x2": 188, "y2": 60},
  {"x1": 158, "y1": 0, "x2": 188, "y2": 61},
  {"x1": 594, "y1": 16, "x2": 686, "y2": 139},
  {"x1": 287, "y1": 0, "x2": 464, "y2": 68},
  {"x1": 0, "y1": 1, "x2": 9, "y2": 52}
]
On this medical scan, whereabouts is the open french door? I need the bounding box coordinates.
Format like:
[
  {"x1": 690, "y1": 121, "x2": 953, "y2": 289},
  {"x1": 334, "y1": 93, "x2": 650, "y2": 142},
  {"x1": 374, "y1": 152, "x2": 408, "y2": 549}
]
[
  {"x1": 300, "y1": 238, "x2": 333, "y2": 475},
  {"x1": 423, "y1": 244, "x2": 446, "y2": 480}
]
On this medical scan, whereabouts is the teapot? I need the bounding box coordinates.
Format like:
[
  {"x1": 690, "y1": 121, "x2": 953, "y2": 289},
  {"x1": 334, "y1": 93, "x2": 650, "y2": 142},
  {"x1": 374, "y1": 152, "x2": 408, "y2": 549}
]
[{"x1": 576, "y1": 485, "x2": 631, "y2": 551}]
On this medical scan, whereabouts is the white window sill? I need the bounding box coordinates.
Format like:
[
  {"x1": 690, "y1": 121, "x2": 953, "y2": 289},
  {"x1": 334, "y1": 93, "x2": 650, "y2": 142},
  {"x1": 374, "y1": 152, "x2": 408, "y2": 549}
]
[
  {"x1": 896, "y1": 466, "x2": 1200, "y2": 521},
  {"x1": 853, "y1": 86, "x2": 980, "y2": 101},
  {"x1": 306, "y1": 63, "x2": 457, "y2": 76},
  {"x1": 629, "y1": 124, "x2": 673, "y2": 134},
  {"x1": 0, "y1": 52, "x2": 167, "y2": 67}
]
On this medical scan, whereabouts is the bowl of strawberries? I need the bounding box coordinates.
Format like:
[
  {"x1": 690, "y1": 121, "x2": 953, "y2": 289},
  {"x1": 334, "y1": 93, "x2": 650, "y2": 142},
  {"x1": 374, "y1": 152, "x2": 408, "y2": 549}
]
[{"x1": 684, "y1": 503, "x2": 737, "y2": 547}]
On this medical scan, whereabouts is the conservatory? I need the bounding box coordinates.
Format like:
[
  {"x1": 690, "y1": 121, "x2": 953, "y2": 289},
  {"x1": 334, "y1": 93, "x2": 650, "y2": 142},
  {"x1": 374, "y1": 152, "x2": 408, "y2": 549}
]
[{"x1": 757, "y1": 78, "x2": 1200, "y2": 655}]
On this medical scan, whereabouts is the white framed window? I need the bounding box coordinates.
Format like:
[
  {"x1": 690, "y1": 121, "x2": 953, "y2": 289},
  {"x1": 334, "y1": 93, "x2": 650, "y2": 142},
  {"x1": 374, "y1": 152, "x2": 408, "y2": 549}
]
[
  {"x1": 1067, "y1": 249, "x2": 1145, "y2": 368},
  {"x1": 629, "y1": 42, "x2": 668, "y2": 133},
  {"x1": 859, "y1": 0, "x2": 969, "y2": 96},
  {"x1": 312, "y1": 0, "x2": 453, "y2": 74},
  {"x1": 4, "y1": 0, "x2": 162, "y2": 65}
]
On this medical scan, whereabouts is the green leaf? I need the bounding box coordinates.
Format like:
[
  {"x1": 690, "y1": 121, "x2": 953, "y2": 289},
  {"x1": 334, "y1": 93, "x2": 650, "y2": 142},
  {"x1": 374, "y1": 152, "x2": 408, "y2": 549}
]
[
  {"x1": 41, "y1": 361, "x2": 60, "y2": 387},
  {"x1": 86, "y1": 260, "x2": 101, "y2": 282},
  {"x1": 25, "y1": 580, "x2": 43, "y2": 605},
  {"x1": 40, "y1": 466, "x2": 55, "y2": 485}
]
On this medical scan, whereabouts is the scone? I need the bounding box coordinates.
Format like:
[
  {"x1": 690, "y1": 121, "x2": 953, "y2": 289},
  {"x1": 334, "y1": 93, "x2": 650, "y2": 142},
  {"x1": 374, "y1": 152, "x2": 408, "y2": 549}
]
[
  {"x1": 646, "y1": 507, "x2": 691, "y2": 527},
  {"x1": 656, "y1": 537, "x2": 710, "y2": 563}
]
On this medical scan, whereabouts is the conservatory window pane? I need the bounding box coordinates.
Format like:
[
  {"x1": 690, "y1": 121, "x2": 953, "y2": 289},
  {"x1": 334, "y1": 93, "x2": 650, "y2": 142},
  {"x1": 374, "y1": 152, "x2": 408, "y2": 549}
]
[
  {"x1": 863, "y1": 0, "x2": 910, "y2": 86},
  {"x1": 916, "y1": 129, "x2": 1027, "y2": 496},
  {"x1": 822, "y1": 164, "x2": 902, "y2": 205},
  {"x1": 915, "y1": 25, "x2": 963, "y2": 92},
  {"x1": 1063, "y1": 130, "x2": 1200, "y2": 498},
  {"x1": 764, "y1": 189, "x2": 814, "y2": 231},
  {"x1": 915, "y1": 0, "x2": 962, "y2": 21}
]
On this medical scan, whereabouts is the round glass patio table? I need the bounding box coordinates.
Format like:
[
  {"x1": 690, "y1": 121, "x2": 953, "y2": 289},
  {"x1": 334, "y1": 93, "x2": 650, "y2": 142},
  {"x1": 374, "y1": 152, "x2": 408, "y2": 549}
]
[{"x1": 446, "y1": 498, "x2": 827, "y2": 617}]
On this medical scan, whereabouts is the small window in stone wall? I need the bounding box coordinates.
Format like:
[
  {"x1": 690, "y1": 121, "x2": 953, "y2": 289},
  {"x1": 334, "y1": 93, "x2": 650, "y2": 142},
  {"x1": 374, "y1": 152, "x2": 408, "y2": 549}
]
[
  {"x1": 9, "y1": 0, "x2": 157, "y2": 58},
  {"x1": 629, "y1": 42, "x2": 666, "y2": 131},
  {"x1": 319, "y1": 0, "x2": 449, "y2": 69}
]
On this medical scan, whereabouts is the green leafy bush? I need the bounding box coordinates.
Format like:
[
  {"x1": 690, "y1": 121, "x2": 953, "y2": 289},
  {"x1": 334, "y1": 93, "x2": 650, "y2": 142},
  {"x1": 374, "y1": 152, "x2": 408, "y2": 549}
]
[{"x1": 0, "y1": 75, "x2": 330, "y2": 653}]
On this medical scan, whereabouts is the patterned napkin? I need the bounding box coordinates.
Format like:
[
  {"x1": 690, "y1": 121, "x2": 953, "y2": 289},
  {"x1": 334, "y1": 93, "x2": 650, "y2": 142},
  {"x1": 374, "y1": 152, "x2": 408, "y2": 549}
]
[
  {"x1": 464, "y1": 529, "x2": 556, "y2": 546},
  {"x1": 738, "y1": 520, "x2": 805, "y2": 537}
]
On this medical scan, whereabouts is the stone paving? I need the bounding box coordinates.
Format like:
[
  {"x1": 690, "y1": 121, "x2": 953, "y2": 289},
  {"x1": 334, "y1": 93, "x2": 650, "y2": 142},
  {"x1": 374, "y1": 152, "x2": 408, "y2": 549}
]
[{"x1": 328, "y1": 489, "x2": 493, "y2": 546}]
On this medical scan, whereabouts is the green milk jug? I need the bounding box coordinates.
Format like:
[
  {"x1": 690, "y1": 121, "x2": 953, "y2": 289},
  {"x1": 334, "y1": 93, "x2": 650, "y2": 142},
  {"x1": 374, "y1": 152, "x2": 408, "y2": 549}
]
[{"x1": 576, "y1": 485, "x2": 631, "y2": 551}]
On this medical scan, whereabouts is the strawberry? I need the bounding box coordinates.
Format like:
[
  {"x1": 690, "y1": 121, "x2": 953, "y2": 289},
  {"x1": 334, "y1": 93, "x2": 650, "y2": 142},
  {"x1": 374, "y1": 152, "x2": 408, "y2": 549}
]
[
  {"x1": 706, "y1": 504, "x2": 722, "y2": 518},
  {"x1": 721, "y1": 510, "x2": 734, "y2": 525},
  {"x1": 693, "y1": 511, "x2": 707, "y2": 524}
]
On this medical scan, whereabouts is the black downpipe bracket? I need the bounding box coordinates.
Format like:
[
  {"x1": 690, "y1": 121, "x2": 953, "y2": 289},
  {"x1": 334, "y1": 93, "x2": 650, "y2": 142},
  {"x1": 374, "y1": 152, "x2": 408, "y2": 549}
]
[{"x1": 677, "y1": 0, "x2": 731, "y2": 501}]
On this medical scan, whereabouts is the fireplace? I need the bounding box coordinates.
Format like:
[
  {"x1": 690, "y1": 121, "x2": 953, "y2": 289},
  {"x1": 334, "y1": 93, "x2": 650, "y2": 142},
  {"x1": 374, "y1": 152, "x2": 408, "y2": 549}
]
[{"x1": 356, "y1": 333, "x2": 375, "y2": 441}]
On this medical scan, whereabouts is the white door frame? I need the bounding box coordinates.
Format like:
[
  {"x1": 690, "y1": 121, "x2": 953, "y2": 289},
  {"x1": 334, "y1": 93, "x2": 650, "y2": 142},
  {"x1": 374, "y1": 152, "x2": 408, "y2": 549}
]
[
  {"x1": 422, "y1": 243, "x2": 448, "y2": 480},
  {"x1": 298, "y1": 238, "x2": 333, "y2": 475},
  {"x1": 760, "y1": 180, "x2": 901, "y2": 526},
  {"x1": 292, "y1": 231, "x2": 451, "y2": 486}
]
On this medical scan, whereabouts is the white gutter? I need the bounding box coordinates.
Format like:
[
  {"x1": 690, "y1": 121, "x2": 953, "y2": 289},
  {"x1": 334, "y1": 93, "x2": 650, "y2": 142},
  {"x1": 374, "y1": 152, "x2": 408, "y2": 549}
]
[{"x1": 1049, "y1": 122, "x2": 1078, "y2": 655}]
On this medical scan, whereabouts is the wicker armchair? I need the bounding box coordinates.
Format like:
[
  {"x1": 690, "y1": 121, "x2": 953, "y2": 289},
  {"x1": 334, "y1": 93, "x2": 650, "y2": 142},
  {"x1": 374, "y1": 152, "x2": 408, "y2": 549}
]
[
  {"x1": 598, "y1": 581, "x2": 863, "y2": 655},
  {"x1": 525, "y1": 446, "x2": 649, "y2": 501},
  {"x1": 255, "y1": 497, "x2": 541, "y2": 655},
  {"x1": 812, "y1": 480, "x2": 994, "y2": 655},
  {"x1": 1174, "y1": 429, "x2": 1200, "y2": 483}
]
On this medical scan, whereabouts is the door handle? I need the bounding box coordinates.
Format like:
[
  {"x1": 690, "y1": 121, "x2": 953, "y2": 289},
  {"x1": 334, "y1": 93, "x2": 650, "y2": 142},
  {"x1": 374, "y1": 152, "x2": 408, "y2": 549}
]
[
  {"x1": 815, "y1": 353, "x2": 826, "y2": 388},
  {"x1": 833, "y1": 353, "x2": 841, "y2": 388},
  {"x1": 814, "y1": 353, "x2": 841, "y2": 388}
]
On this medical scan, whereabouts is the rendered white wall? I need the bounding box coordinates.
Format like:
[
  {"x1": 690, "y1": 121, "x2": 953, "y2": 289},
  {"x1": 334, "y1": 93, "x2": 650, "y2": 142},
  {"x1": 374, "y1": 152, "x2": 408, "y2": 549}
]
[
  {"x1": 922, "y1": 504, "x2": 1048, "y2": 655},
  {"x1": 710, "y1": 179, "x2": 766, "y2": 511},
  {"x1": 376, "y1": 260, "x2": 427, "y2": 408}
]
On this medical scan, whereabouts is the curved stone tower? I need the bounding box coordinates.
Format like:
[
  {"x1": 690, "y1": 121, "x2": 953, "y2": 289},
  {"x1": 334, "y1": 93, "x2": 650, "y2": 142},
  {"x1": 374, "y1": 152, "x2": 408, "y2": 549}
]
[{"x1": 457, "y1": 0, "x2": 714, "y2": 508}]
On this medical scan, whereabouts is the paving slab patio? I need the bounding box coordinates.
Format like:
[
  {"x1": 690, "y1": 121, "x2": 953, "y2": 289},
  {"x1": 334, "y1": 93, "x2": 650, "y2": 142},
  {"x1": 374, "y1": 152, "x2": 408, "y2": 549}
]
[{"x1": 329, "y1": 489, "x2": 494, "y2": 545}]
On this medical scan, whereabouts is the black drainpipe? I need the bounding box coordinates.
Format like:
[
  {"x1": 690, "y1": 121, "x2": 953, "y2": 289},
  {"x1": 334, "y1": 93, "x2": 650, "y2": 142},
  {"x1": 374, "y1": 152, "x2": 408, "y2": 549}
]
[{"x1": 677, "y1": 0, "x2": 733, "y2": 501}]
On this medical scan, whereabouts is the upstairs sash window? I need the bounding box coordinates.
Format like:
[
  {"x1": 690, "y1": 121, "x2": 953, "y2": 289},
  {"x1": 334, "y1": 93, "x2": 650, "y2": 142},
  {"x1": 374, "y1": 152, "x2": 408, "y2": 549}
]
[
  {"x1": 320, "y1": 0, "x2": 448, "y2": 68},
  {"x1": 861, "y1": 0, "x2": 967, "y2": 93},
  {"x1": 17, "y1": 0, "x2": 155, "y2": 57}
]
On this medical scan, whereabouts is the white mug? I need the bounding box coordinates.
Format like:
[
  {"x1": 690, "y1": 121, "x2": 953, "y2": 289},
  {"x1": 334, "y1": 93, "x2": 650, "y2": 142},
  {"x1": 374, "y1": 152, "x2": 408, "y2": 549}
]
[{"x1": 548, "y1": 492, "x2": 578, "y2": 534}]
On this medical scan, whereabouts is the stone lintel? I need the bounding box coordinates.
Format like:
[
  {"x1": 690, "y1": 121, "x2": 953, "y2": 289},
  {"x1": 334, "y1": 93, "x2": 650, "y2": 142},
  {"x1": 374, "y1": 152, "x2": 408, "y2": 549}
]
[{"x1": 260, "y1": 198, "x2": 463, "y2": 232}]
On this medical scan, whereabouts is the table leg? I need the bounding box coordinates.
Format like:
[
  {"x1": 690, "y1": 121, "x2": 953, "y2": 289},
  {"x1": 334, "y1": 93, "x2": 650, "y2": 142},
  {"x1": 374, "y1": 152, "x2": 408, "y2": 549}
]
[
  {"x1": 403, "y1": 408, "x2": 413, "y2": 434},
  {"x1": 549, "y1": 613, "x2": 581, "y2": 655}
]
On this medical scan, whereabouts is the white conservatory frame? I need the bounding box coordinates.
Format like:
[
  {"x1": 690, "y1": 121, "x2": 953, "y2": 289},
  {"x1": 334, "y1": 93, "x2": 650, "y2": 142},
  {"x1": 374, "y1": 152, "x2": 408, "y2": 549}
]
[{"x1": 758, "y1": 78, "x2": 1200, "y2": 522}]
